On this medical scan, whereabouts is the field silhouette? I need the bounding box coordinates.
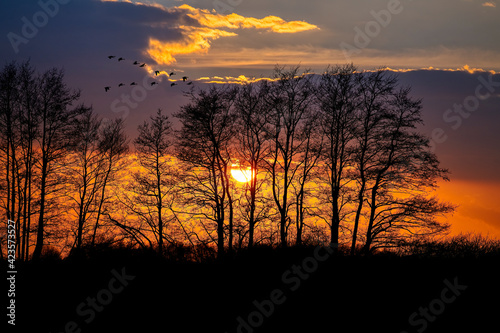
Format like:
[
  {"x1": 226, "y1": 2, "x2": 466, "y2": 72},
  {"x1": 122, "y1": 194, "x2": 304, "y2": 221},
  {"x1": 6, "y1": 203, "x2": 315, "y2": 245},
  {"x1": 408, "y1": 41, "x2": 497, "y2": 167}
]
[{"x1": 7, "y1": 234, "x2": 500, "y2": 333}]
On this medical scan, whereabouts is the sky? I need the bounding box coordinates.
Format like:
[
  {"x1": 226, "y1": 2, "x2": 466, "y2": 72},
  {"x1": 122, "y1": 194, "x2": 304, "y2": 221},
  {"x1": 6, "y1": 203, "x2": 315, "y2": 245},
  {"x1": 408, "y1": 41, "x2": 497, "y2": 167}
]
[{"x1": 1, "y1": 0, "x2": 499, "y2": 238}]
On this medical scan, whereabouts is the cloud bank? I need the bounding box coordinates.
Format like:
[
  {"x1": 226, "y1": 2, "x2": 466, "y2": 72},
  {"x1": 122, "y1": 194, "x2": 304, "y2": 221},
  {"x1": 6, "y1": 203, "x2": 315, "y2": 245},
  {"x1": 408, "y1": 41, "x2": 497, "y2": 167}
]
[{"x1": 145, "y1": 4, "x2": 318, "y2": 65}]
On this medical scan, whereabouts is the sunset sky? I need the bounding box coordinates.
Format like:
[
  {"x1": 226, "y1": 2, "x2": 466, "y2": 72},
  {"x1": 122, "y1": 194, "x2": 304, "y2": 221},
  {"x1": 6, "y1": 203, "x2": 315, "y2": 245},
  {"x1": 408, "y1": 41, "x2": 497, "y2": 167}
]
[{"x1": 1, "y1": 0, "x2": 499, "y2": 238}]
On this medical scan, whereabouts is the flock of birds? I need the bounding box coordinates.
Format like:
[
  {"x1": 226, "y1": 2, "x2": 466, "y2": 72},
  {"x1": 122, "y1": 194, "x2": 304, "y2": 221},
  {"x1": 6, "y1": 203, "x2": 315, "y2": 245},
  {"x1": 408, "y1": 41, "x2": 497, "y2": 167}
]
[{"x1": 104, "y1": 55, "x2": 192, "y2": 92}]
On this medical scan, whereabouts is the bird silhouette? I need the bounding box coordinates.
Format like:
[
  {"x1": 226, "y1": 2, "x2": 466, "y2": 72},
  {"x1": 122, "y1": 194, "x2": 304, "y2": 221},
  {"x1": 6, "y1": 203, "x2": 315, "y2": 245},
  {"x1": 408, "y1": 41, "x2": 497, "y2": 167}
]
[
  {"x1": 154, "y1": 70, "x2": 160, "y2": 76},
  {"x1": 105, "y1": 86, "x2": 111, "y2": 92},
  {"x1": 171, "y1": 82, "x2": 177, "y2": 87},
  {"x1": 118, "y1": 57, "x2": 125, "y2": 61},
  {"x1": 108, "y1": 56, "x2": 116, "y2": 59},
  {"x1": 118, "y1": 83, "x2": 125, "y2": 87},
  {"x1": 130, "y1": 82, "x2": 137, "y2": 86},
  {"x1": 133, "y1": 61, "x2": 139, "y2": 65},
  {"x1": 169, "y1": 72, "x2": 175, "y2": 76},
  {"x1": 151, "y1": 82, "x2": 158, "y2": 86},
  {"x1": 182, "y1": 76, "x2": 188, "y2": 82},
  {"x1": 139, "y1": 63, "x2": 146, "y2": 67}
]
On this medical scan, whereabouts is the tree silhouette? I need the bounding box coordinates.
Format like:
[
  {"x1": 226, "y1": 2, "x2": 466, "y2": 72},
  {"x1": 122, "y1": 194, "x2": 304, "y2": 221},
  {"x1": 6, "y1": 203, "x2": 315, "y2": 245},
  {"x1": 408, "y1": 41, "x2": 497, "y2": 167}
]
[
  {"x1": 316, "y1": 64, "x2": 358, "y2": 247},
  {"x1": 360, "y1": 86, "x2": 454, "y2": 253},
  {"x1": 0, "y1": 62, "x2": 83, "y2": 260},
  {"x1": 233, "y1": 82, "x2": 272, "y2": 248},
  {"x1": 0, "y1": 62, "x2": 457, "y2": 259},
  {"x1": 265, "y1": 66, "x2": 316, "y2": 247},
  {"x1": 175, "y1": 86, "x2": 237, "y2": 257},
  {"x1": 350, "y1": 69, "x2": 398, "y2": 255},
  {"x1": 31, "y1": 68, "x2": 82, "y2": 260},
  {"x1": 16, "y1": 62, "x2": 40, "y2": 260},
  {"x1": 91, "y1": 117, "x2": 128, "y2": 246},
  {"x1": 0, "y1": 62, "x2": 21, "y2": 256},
  {"x1": 65, "y1": 106, "x2": 102, "y2": 252},
  {"x1": 133, "y1": 109, "x2": 175, "y2": 254}
]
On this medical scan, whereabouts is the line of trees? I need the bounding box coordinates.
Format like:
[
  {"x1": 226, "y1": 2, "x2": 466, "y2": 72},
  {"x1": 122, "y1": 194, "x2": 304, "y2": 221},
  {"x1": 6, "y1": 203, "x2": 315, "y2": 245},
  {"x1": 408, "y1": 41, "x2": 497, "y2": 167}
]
[{"x1": 0, "y1": 62, "x2": 455, "y2": 260}]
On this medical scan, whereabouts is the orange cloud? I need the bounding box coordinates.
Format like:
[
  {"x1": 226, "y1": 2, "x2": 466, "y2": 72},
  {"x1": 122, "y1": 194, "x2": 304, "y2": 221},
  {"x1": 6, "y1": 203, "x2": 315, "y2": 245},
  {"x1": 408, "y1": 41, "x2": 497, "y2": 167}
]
[
  {"x1": 180, "y1": 5, "x2": 319, "y2": 33},
  {"x1": 196, "y1": 75, "x2": 279, "y2": 85},
  {"x1": 147, "y1": 27, "x2": 236, "y2": 65},
  {"x1": 375, "y1": 65, "x2": 499, "y2": 75},
  {"x1": 482, "y1": 2, "x2": 496, "y2": 7},
  {"x1": 145, "y1": 4, "x2": 318, "y2": 66}
]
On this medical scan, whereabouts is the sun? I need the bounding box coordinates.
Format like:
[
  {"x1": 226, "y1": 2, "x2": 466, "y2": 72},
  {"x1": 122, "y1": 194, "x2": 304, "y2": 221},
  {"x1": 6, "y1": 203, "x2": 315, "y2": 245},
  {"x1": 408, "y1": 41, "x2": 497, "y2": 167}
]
[{"x1": 231, "y1": 166, "x2": 252, "y2": 183}]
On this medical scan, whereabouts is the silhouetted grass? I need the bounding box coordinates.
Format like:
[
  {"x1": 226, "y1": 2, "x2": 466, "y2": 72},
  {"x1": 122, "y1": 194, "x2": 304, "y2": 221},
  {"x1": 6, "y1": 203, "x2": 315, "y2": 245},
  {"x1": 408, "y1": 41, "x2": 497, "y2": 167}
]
[
  {"x1": 395, "y1": 233, "x2": 500, "y2": 258},
  {"x1": 34, "y1": 233, "x2": 500, "y2": 263},
  {"x1": 4, "y1": 233, "x2": 499, "y2": 333}
]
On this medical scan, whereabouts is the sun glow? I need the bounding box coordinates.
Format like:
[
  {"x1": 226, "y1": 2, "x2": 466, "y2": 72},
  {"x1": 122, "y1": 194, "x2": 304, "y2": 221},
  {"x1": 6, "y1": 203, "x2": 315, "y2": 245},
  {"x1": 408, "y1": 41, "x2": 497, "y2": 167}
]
[{"x1": 231, "y1": 165, "x2": 253, "y2": 183}]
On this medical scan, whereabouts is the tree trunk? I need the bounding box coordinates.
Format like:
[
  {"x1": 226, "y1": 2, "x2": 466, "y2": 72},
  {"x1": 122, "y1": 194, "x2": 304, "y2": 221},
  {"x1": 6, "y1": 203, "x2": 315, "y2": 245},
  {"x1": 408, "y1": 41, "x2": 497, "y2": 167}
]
[
  {"x1": 224, "y1": 162, "x2": 233, "y2": 254},
  {"x1": 92, "y1": 162, "x2": 111, "y2": 247},
  {"x1": 330, "y1": 194, "x2": 340, "y2": 246},
  {"x1": 296, "y1": 188, "x2": 305, "y2": 246},
  {"x1": 32, "y1": 156, "x2": 48, "y2": 261},
  {"x1": 280, "y1": 163, "x2": 289, "y2": 247},
  {"x1": 248, "y1": 174, "x2": 256, "y2": 248},
  {"x1": 351, "y1": 180, "x2": 365, "y2": 256},
  {"x1": 157, "y1": 156, "x2": 163, "y2": 255}
]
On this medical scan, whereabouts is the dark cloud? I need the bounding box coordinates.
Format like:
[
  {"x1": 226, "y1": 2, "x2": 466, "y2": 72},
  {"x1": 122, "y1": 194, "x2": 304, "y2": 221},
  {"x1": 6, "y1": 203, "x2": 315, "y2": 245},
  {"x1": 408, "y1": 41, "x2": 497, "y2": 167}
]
[{"x1": 1, "y1": 0, "x2": 184, "y2": 66}]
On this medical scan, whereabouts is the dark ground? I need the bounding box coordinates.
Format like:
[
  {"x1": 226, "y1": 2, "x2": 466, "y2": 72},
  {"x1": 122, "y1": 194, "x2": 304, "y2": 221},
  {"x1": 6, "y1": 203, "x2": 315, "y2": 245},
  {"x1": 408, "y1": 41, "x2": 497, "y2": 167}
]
[{"x1": 4, "y1": 246, "x2": 500, "y2": 333}]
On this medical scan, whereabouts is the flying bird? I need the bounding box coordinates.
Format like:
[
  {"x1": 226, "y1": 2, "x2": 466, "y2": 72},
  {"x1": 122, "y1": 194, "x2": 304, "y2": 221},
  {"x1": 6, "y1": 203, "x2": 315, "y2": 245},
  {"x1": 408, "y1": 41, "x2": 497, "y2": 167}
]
[
  {"x1": 108, "y1": 56, "x2": 116, "y2": 59},
  {"x1": 171, "y1": 82, "x2": 177, "y2": 87},
  {"x1": 104, "y1": 86, "x2": 111, "y2": 92},
  {"x1": 182, "y1": 76, "x2": 188, "y2": 82},
  {"x1": 118, "y1": 57, "x2": 125, "y2": 61},
  {"x1": 139, "y1": 63, "x2": 146, "y2": 67},
  {"x1": 154, "y1": 70, "x2": 160, "y2": 76},
  {"x1": 169, "y1": 72, "x2": 175, "y2": 76},
  {"x1": 118, "y1": 83, "x2": 124, "y2": 87},
  {"x1": 130, "y1": 82, "x2": 137, "y2": 86},
  {"x1": 151, "y1": 82, "x2": 158, "y2": 86},
  {"x1": 133, "y1": 61, "x2": 139, "y2": 65}
]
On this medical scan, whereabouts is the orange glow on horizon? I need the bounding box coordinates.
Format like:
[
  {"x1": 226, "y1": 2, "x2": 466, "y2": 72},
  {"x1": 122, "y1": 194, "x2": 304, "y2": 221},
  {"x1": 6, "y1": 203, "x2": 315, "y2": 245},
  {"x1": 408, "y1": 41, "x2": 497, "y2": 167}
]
[{"x1": 434, "y1": 179, "x2": 500, "y2": 240}]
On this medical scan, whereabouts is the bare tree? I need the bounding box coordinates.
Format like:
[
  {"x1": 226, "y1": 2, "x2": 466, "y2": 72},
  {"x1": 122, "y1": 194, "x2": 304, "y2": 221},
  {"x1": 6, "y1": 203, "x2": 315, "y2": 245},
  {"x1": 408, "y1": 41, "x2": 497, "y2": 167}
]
[
  {"x1": 350, "y1": 69, "x2": 398, "y2": 255},
  {"x1": 64, "y1": 106, "x2": 103, "y2": 252},
  {"x1": 291, "y1": 113, "x2": 323, "y2": 246},
  {"x1": 90, "y1": 118, "x2": 128, "y2": 246},
  {"x1": 0, "y1": 62, "x2": 20, "y2": 228},
  {"x1": 16, "y1": 62, "x2": 40, "y2": 260},
  {"x1": 360, "y1": 87, "x2": 454, "y2": 253},
  {"x1": 133, "y1": 109, "x2": 175, "y2": 254},
  {"x1": 265, "y1": 66, "x2": 315, "y2": 247},
  {"x1": 315, "y1": 64, "x2": 359, "y2": 247},
  {"x1": 233, "y1": 82, "x2": 272, "y2": 248},
  {"x1": 32, "y1": 68, "x2": 82, "y2": 260},
  {"x1": 175, "y1": 86, "x2": 237, "y2": 257}
]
